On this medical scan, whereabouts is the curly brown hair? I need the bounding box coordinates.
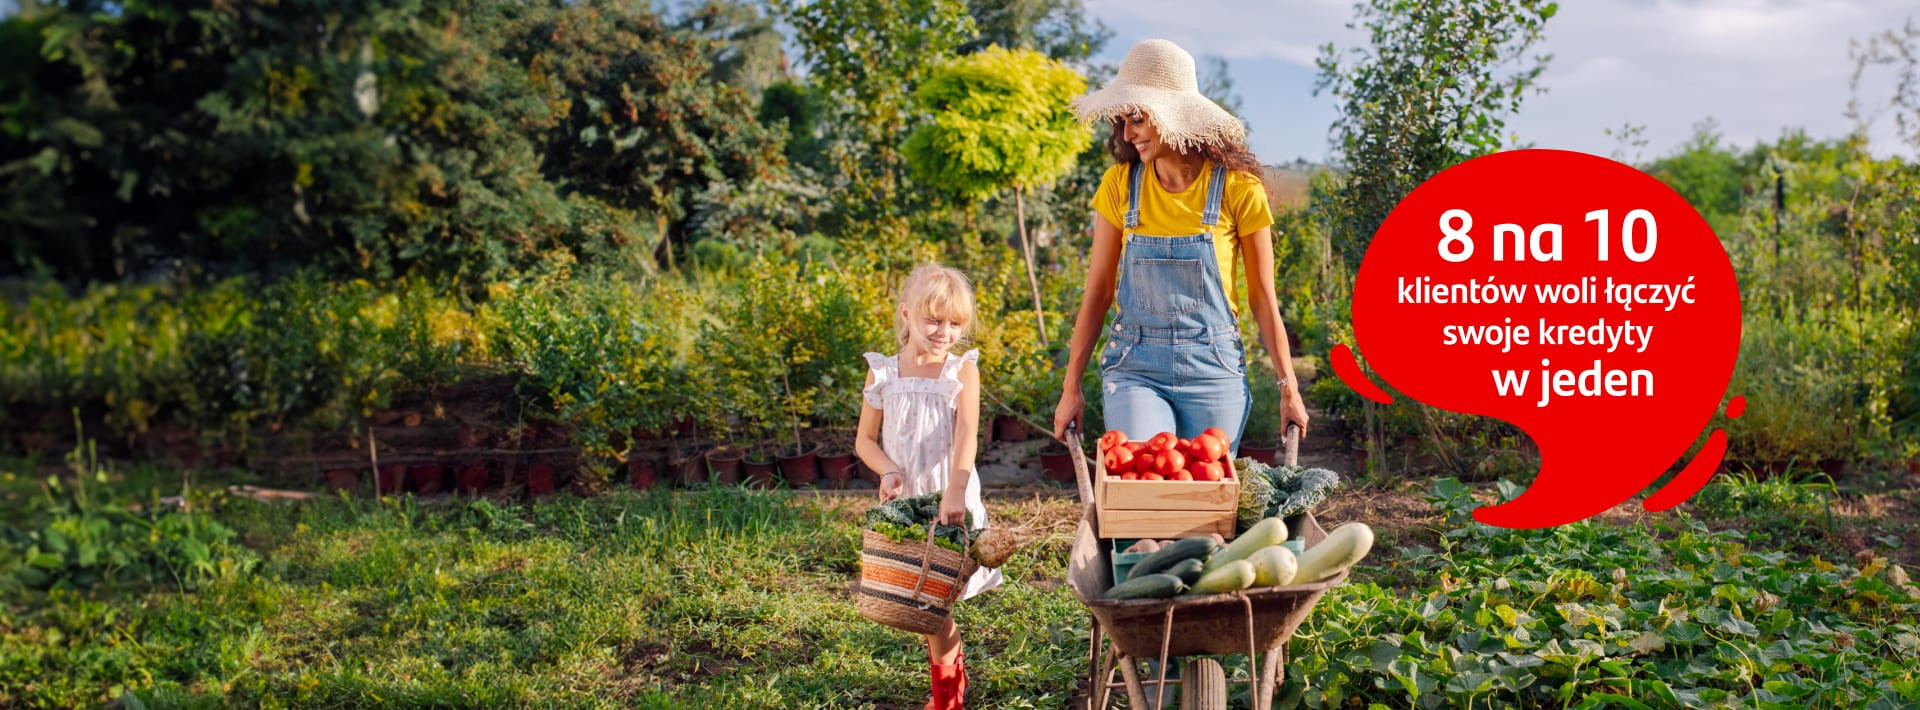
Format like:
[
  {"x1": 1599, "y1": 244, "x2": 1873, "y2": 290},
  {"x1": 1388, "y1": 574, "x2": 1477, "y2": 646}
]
[{"x1": 1104, "y1": 118, "x2": 1264, "y2": 179}]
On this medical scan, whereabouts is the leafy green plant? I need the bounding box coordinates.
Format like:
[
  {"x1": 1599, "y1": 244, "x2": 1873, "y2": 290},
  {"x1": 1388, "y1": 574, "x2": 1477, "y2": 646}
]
[{"x1": 4, "y1": 419, "x2": 256, "y2": 593}]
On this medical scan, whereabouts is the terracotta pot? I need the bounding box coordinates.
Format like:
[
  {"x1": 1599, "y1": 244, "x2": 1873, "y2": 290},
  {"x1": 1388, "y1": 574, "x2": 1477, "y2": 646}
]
[
  {"x1": 1039, "y1": 448, "x2": 1076, "y2": 483},
  {"x1": 1240, "y1": 442, "x2": 1281, "y2": 466},
  {"x1": 820, "y1": 452, "x2": 855, "y2": 488},
  {"x1": 777, "y1": 443, "x2": 821, "y2": 487},
  {"x1": 706, "y1": 448, "x2": 745, "y2": 485},
  {"x1": 456, "y1": 462, "x2": 489, "y2": 493},
  {"x1": 673, "y1": 416, "x2": 696, "y2": 436},
  {"x1": 857, "y1": 459, "x2": 882, "y2": 485},
  {"x1": 1908, "y1": 459, "x2": 1920, "y2": 475},
  {"x1": 743, "y1": 457, "x2": 779, "y2": 489},
  {"x1": 377, "y1": 463, "x2": 407, "y2": 495},
  {"x1": 411, "y1": 464, "x2": 445, "y2": 496},
  {"x1": 527, "y1": 464, "x2": 556, "y2": 496},
  {"x1": 324, "y1": 468, "x2": 358, "y2": 493},
  {"x1": 1820, "y1": 459, "x2": 1846, "y2": 478},
  {"x1": 628, "y1": 457, "x2": 658, "y2": 490},
  {"x1": 673, "y1": 452, "x2": 705, "y2": 487},
  {"x1": 994, "y1": 415, "x2": 1030, "y2": 442}
]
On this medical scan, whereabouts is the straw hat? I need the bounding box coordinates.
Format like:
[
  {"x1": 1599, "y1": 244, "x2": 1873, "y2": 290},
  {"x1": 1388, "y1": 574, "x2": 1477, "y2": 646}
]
[{"x1": 1071, "y1": 39, "x2": 1246, "y2": 154}]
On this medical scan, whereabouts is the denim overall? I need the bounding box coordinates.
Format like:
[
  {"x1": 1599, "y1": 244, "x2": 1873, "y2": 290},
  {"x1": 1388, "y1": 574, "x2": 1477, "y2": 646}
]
[{"x1": 1099, "y1": 161, "x2": 1251, "y2": 452}]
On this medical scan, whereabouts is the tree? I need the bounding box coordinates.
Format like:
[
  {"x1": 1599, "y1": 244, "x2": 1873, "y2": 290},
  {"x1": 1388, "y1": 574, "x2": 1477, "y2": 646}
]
[
  {"x1": 903, "y1": 46, "x2": 1088, "y2": 345},
  {"x1": 778, "y1": 0, "x2": 976, "y2": 238},
  {"x1": 958, "y1": 0, "x2": 1111, "y2": 65},
  {"x1": 505, "y1": 0, "x2": 794, "y2": 271},
  {"x1": 1315, "y1": 0, "x2": 1557, "y2": 269}
]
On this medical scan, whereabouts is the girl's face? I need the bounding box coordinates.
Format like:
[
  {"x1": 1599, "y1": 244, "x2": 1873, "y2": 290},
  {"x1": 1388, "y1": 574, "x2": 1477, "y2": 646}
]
[
  {"x1": 903, "y1": 306, "x2": 966, "y2": 357},
  {"x1": 1121, "y1": 112, "x2": 1169, "y2": 162}
]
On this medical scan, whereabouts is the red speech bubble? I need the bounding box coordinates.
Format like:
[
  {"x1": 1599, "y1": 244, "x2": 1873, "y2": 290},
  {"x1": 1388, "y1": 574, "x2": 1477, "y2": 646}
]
[{"x1": 1337, "y1": 149, "x2": 1742, "y2": 528}]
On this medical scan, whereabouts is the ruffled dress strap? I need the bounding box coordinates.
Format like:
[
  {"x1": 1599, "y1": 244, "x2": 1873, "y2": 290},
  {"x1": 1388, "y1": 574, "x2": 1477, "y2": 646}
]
[
  {"x1": 942, "y1": 349, "x2": 980, "y2": 408},
  {"x1": 862, "y1": 352, "x2": 893, "y2": 409}
]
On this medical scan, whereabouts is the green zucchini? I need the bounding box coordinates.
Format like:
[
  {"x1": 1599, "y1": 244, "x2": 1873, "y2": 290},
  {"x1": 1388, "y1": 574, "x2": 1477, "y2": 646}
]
[
  {"x1": 1105, "y1": 573, "x2": 1188, "y2": 600},
  {"x1": 1163, "y1": 558, "x2": 1206, "y2": 585},
  {"x1": 1127, "y1": 536, "x2": 1217, "y2": 581}
]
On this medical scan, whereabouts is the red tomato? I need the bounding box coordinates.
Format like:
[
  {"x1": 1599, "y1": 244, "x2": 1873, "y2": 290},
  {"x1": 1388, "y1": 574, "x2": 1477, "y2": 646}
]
[
  {"x1": 1120, "y1": 471, "x2": 1140, "y2": 481},
  {"x1": 1141, "y1": 472, "x2": 1165, "y2": 481},
  {"x1": 1203, "y1": 427, "x2": 1229, "y2": 444},
  {"x1": 1100, "y1": 430, "x2": 1128, "y2": 454},
  {"x1": 1147, "y1": 432, "x2": 1177, "y2": 453},
  {"x1": 1156, "y1": 449, "x2": 1186, "y2": 476},
  {"x1": 1106, "y1": 446, "x2": 1135, "y2": 473},
  {"x1": 1193, "y1": 434, "x2": 1228, "y2": 463},
  {"x1": 1171, "y1": 469, "x2": 1193, "y2": 481},
  {"x1": 1173, "y1": 438, "x2": 1194, "y2": 456},
  {"x1": 1124, "y1": 441, "x2": 1148, "y2": 455}
]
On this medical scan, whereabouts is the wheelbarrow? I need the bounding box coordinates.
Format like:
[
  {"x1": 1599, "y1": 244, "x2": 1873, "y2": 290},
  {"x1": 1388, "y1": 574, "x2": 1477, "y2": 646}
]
[{"x1": 1064, "y1": 424, "x2": 1346, "y2": 710}]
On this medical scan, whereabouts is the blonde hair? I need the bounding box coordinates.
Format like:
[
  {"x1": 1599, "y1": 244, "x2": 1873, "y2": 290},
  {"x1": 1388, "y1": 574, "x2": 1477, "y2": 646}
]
[{"x1": 895, "y1": 264, "x2": 976, "y2": 348}]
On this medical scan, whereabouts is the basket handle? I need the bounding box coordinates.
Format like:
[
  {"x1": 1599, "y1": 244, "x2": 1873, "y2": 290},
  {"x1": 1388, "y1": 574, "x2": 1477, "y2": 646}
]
[{"x1": 907, "y1": 520, "x2": 974, "y2": 609}]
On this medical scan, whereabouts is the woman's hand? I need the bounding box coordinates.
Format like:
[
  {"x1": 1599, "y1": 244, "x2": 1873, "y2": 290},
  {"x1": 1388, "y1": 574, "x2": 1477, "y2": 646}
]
[
  {"x1": 1053, "y1": 386, "x2": 1085, "y2": 441},
  {"x1": 937, "y1": 491, "x2": 967, "y2": 526},
  {"x1": 878, "y1": 472, "x2": 905, "y2": 502},
  {"x1": 1282, "y1": 384, "x2": 1311, "y2": 437}
]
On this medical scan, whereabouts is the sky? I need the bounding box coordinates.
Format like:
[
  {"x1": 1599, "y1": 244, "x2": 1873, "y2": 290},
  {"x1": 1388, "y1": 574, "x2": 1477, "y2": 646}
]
[{"x1": 1085, "y1": 0, "x2": 1917, "y2": 165}]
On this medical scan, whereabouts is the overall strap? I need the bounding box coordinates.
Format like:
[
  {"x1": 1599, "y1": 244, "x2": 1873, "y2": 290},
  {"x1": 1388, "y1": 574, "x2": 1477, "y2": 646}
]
[
  {"x1": 1124, "y1": 160, "x2": 1145, "y2": 229},
  {"x1": 1200, "y1": 162, "x2": 1229, "y2": 228}
]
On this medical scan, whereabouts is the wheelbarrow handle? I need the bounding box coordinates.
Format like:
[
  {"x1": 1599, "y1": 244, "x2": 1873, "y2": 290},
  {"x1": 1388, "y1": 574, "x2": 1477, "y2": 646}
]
[
  {"x1": 1284, "y1": 423, "x2": 1301, "y2": 468},
  {"x1": 1065, "y1": 421, "x2": 1095, "y2": 507}
]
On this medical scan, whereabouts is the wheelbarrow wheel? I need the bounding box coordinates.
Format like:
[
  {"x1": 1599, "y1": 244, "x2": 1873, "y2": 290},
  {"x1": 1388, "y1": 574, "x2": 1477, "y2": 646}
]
[{"x1": 1178, "y1": 658, "x2": 1226, "y2": 710}]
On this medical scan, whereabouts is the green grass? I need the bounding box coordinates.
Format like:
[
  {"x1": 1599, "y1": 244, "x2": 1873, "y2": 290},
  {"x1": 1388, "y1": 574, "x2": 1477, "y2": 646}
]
[{"x1": 2, "y1": 466, "x2": 1916, "y2": 708}]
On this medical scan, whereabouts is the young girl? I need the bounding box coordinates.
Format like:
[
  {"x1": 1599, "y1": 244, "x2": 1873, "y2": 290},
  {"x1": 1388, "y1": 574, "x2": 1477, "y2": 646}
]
[{"x1": 856, "y1": 263, "x2": 1002, "y2": 710}]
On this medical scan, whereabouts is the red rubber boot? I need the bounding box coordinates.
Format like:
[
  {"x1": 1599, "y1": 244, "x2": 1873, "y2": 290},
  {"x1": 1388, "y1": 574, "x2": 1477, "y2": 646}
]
[{"x1": 925, "y1": 653, "x2": 966, "y2": 710}]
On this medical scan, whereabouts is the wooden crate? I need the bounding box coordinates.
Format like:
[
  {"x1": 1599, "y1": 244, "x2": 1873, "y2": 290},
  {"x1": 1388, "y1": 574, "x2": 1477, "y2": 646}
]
[{"x1": 1093, "y1": 459, "x2": 1239, "y2": 539}]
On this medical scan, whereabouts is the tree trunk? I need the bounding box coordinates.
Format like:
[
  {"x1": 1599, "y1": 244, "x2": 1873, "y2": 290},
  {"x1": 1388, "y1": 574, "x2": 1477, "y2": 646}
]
[{"x1": 1014, "y1": 186, "x2": 1049, "y2": 346}]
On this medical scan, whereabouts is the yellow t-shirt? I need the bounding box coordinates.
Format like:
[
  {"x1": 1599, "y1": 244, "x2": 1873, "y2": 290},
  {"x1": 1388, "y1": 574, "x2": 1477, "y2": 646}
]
[{"x1": 1092, "y1": 161, "x2": 1273, "y2": 315}]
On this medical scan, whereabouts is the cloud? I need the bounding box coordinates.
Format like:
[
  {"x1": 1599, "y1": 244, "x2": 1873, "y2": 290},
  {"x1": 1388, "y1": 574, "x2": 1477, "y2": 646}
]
[{"x1": 1087, "y1": 0, "x2": 1917, "y2": 159}]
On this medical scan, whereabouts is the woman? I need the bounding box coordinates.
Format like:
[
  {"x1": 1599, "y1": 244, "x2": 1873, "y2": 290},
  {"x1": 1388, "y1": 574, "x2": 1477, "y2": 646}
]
[{"x1": 1051, "y1": 38, "x2": 1310, "y2": 451}]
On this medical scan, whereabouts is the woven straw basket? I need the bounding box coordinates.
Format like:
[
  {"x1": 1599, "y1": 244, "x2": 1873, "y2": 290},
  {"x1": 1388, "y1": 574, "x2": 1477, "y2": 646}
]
[{"x1": 858, "y1": 523, "x2": 978, "y2": 635}]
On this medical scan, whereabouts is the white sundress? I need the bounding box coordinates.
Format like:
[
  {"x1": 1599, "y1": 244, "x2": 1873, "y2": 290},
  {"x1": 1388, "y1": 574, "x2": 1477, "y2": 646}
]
[{"x1": 864, "y1": 348, "x2": 1004, "y2": 600}]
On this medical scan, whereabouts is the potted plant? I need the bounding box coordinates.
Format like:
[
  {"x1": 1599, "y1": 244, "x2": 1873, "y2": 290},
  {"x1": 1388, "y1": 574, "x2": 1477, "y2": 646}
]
[
  {"x1": 743, "y1": 442, "x2": 780, "y2": 489},
  {"x1": 456, "y1": 461, "x2": 489, "y2": 494},
  {"x1": 411, "y1": 463, "x2": 445, "y2": 496},
  {"x1": 1240, "y1": 375, "x2": 1283, "y2": 465},
  {"x1": 1036, "y1": 438, "x2": 1077, "y2": 484},
  {"x1": 818, "y1": 431, "x2": 857, "y2": 489}
]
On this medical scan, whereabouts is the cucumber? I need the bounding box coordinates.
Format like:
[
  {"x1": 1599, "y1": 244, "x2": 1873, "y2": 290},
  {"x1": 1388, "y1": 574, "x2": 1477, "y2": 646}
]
[
  {"x1": 1127, "y1": 536, "x2": 1217, "y2": 581},
  {"x1": 1247, "y1": 545, "x2": 1298, "y2": 587},
  {"x1": 1294, "y1": 522, "x2": 1374, "y2": 583},
  {"x1": 1189, "y1": 559, "x2": 1256, "y2": 594},
  {"x1": 1207, "y1": 517, "x2": 1288, "y2": 573},
  {"x1": 1105, "y1": 573, "x2": 1188, "y2": 600},
  {"x1": 1162, "y1": 558, "x2": 1206, "y2": 585}
]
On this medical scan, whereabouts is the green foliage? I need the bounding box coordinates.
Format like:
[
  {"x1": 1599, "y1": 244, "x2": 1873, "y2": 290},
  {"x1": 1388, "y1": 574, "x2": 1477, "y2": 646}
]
[
  {"x1": 1314, "y1": 0, "x2": 1556, "y2": 268},
  {"x1": 957, "y1": 0, "x2": 1111, "y2": 63},
  {"x1": 778, "y1": 0, "x2": 977, "y2": 236},
  {"x1": 4, "y1": 427, "x2": 256, "y2": 594},
  {"x1": 0, "y1": 0, "x2": 799, "y2": 283},
  {"x1": 904, "y1": 46, "x2": 1089, "y2": 201}
]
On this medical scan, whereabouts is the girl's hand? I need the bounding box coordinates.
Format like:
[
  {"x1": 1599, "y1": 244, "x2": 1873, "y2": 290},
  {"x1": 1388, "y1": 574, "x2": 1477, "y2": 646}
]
[
  {"x1": 937, "y1": 491, "x2": 967, "y2": 526},
  {"x1": 1053, "y1": 387, "x2": 1084, "y2": 440},
  {"x1": 878, "y1": 472, "x2": 905, "y2": 502}
]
